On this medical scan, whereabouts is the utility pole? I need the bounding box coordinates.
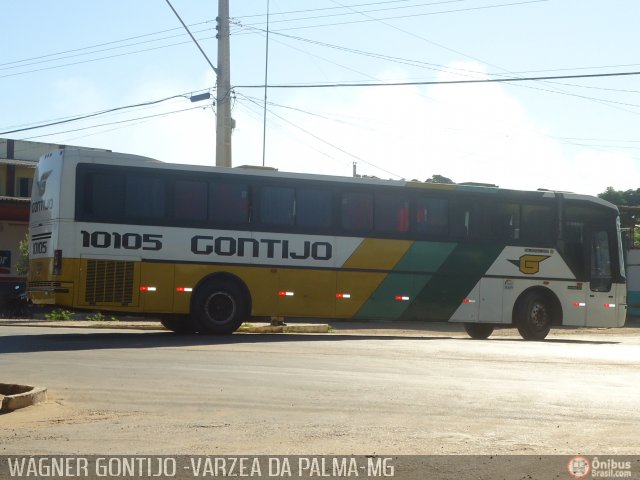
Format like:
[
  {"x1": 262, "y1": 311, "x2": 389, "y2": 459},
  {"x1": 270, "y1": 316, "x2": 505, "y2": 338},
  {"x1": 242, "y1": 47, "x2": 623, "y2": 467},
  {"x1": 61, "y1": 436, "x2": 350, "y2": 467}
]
[
  {"x1": 216, "y1": 0, "x2": 232, "y2": 167},
  {"x1": 261, "y1": 0, "x2": 270, "y2": 167}
]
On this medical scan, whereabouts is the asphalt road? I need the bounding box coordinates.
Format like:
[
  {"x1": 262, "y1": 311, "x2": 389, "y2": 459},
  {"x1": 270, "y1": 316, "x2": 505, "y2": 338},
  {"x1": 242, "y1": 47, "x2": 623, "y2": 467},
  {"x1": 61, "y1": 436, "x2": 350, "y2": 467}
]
[{"x1": 1, "y1": 322, "x2": 639, "y2": 456}]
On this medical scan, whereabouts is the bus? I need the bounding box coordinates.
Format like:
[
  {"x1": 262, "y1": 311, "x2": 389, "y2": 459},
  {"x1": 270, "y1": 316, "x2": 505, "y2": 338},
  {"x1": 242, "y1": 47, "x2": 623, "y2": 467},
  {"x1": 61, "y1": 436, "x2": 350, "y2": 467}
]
[{"x1": 27, "y1": 149, "x2": 627, "y2": 340}]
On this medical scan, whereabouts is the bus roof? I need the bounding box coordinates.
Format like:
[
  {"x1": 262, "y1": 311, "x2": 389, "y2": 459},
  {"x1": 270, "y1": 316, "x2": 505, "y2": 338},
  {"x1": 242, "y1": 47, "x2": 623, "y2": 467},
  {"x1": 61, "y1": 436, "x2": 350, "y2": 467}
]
[{"x1": 46, "y1": 149, "x2": 617, "y2": 210}]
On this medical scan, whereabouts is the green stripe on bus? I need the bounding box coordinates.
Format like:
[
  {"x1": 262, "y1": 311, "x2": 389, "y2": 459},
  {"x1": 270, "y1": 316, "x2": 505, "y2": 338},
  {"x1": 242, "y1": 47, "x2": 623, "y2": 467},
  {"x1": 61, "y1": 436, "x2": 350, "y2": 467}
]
[
  {"x1": 355, "y1": 241, "x2": 456, "y2": 319},
  {"x1": 354, "y1": 272, "x2": 431, "y2": 319},
  {"x1": 400, "y1": 243, "x2": 504, "y2": 321},
  {"x1": 394, "y1": 241, "x2": 457, "y2": 273}
]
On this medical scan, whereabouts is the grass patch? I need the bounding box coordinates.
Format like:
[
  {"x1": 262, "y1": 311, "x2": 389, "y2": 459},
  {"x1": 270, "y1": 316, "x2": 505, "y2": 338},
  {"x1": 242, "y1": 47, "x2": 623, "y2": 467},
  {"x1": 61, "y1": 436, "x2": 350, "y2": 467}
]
[{"x1": 45, "y1": 309, "x2": 73, "y2": 321}]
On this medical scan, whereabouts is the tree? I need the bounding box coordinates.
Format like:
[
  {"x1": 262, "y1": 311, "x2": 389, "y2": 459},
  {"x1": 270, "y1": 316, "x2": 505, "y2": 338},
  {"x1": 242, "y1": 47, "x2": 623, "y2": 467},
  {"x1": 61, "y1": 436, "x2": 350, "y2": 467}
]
[
  {"x1": 598, "y1": 187, "x2": 640, "y2": 206},
  {"x1": 16, "y1": 235, "x2": 29, "y2": 275},
  {"x1": 425, "y1": 174, "x2": 454, "y2": 184},
  {"x1": 598, "y1": 187, "x2": 626, "y2": 206}
]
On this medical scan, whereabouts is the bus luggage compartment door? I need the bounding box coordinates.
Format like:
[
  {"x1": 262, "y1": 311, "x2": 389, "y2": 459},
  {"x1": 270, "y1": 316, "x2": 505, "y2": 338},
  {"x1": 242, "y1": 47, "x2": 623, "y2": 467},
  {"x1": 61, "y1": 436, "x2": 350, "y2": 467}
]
[{"x1": 77, "y1": 257, "x2": 140, "y2": 308}]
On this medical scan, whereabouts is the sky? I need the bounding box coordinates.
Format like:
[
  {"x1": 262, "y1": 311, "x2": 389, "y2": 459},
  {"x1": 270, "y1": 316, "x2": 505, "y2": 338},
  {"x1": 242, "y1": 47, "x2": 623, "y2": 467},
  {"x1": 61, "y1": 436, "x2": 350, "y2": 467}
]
[{"x1": 2, "y1": 0, "x2": 639, "y2": 196}]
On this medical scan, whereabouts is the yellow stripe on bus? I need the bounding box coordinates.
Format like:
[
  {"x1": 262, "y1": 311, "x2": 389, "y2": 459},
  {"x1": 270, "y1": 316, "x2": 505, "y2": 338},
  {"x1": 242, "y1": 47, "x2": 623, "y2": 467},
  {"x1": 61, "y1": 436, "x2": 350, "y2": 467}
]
[{"x1": 342, "y1": 238, "x2": 413, "y2": 270}]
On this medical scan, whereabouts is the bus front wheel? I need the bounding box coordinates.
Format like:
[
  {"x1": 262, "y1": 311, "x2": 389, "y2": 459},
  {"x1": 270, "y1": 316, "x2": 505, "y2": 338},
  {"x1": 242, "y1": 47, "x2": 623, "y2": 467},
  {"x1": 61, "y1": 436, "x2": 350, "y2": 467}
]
[
  {"x1": 192, "y1": 280, "x2": 248, "y2": 335},
  {"x1": 464, "y1": 323, "x2": 494, "y2": 339},
  {"x1": 515, "y1": 291, "x2": 553, "y2": 341}
]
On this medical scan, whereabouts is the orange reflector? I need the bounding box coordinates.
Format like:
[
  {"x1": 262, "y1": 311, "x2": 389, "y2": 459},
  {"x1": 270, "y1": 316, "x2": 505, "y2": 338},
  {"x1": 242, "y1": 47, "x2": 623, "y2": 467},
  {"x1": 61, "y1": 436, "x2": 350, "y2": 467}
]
[
  {"x1": 336, "y1": 293, "x2": 351, "y2": 299},
  {"x1": 139, "y1": 286, "x2": 157, "y2": 292},
  {"x1": 176, "y1": 287, "x2": 193, "y2": 293},
  {"x1": 278, "y1": 291, "x2": 294, "y2": 297}
]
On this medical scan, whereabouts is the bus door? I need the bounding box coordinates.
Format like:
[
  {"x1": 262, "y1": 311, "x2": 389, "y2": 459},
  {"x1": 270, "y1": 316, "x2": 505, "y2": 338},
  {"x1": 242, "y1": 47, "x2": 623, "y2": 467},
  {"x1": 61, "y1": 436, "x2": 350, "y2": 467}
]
[{"x1": 586, "y1": 229, "x2": 618, "y2": 327}]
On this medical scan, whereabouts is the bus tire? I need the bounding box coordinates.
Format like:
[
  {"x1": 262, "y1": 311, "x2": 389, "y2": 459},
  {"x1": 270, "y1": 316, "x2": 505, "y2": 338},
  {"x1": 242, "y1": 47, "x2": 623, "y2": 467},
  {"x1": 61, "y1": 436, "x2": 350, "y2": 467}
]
[
  {"x1": 515, "y1": 291, "x2": 553, "y2": 341},
  {"x1": 160, "y1": 315, "x2": 198, "y2": 334},
  {"x1": 192, "y1": 279, "x2": 248, "y2": 335},
  {"x1": 463, "y1": 323, "x2": 494, "y2": 339}
]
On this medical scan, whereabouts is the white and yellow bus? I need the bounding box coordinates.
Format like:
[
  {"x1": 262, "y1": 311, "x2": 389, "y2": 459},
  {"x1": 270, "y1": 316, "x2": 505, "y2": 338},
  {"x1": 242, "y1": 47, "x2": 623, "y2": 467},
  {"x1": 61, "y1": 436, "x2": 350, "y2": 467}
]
[{"x1": 28, "y1": 149, "x2": 626, "y2": 339}]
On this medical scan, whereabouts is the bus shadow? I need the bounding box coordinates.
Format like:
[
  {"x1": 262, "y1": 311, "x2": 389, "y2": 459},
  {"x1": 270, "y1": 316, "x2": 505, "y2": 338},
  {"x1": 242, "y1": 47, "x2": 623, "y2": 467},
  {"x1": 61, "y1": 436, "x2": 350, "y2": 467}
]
[
  {"x1": 0, "y1": 330, "x2": 460, "y2": 354},
  {"x1": 486, "y1": 337, "x2": 620, "y2": 345},
  {"x1": 0, "y1": 329, "x2": 623, "y2": 354}
]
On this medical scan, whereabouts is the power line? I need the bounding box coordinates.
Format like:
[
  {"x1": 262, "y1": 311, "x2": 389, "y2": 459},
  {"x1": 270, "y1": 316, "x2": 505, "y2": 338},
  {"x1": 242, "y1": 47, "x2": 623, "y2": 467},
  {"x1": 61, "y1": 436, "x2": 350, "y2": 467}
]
[
  {"x1": 0, "y1": 35, "x2": 217, "y2": 80},
  {"x1": 0, "y1": 90, "x2": 211, "y2": 135},
  {"x1": 233, "y1": 0, "x2": 455, "y2": 20},
  {"x1": 238, "y1": 93, "x2": 404, "y2": 179},
  {"x1": 239, "y1": 0, "x2": 470, "y2": 25},
  {"x1": 0, "y1": 21, "x2": 212, "y2": 69},
  {"x1": 238, "y1": 0, "x2": 548, "y2": 32},
  {"x1": 19, "y1": 106, "x2": 207, "y2": 141},
  {"x1": 164, "y1": 0, "x2": 218, "y2": 74},
  {"x1": 234, "y1": 70, "x2": 640, "y2": 89},
  {"x1": 239, "y1": 24, "x2": 640, "y2": 106},
  {"x1": 0, "y1": 26, "x2": 215, "y2": 74}
]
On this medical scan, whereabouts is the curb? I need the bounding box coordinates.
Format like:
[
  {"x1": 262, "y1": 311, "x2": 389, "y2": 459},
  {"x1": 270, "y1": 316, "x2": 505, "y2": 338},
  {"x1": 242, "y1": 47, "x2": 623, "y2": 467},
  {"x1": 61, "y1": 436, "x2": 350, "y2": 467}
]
[
  {"x1": 0, "y1": 383, "x2": 47, "y2": 413},
  {"x1": 238, "y1": 324, "x2": 329, "y2": 334},
  {"x1": 0, "y1": 320, "x2": 330, "y2": 334}
]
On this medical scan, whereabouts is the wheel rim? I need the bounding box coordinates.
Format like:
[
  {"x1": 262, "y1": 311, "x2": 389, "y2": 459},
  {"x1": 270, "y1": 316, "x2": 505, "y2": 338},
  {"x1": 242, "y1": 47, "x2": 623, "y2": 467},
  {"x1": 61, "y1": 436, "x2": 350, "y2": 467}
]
[
  {"x1": 529, "y1": 301, "x2": 550, "y2": 331},
  {"x1": 204, "y1": 291, "x2": 236, "y2": 324}
]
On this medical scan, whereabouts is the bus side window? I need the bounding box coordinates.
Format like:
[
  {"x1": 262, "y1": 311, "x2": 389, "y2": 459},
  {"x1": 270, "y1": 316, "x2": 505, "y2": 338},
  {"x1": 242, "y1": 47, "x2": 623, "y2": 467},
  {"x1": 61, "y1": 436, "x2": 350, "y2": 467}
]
[
  {"x1": 415, "y1": 197, "x2": 448, "y2": 237},
  {"x1": 83, "y1": 172, "x2": 125, "y2": 219},
  {"x1": 296, "y1": 188, "x2": 332, "y2": 229},
  {"x1": 563, "y1": 220, "x2": 586, "y2": 279},
  {"x1": 449, "y1": 201, "x2": 475, "y2": 238},
  {"x1": 591, "y1": 231, "x2": 613, "y2": 292},
  {"x1": 342, "y1": 192, "x2": 373, "y2": 232},
  {"x1": 375, "y1": 193, "x2": 409, "y2": 233},
  {"x1": 125, "y1": 175, "x2": 165, "y2": 219},
  {"x1": 209, "y1": 182, "x2": 250, "y2": 225},
  {"x1": 488, "y1": 202, "x2": 520, "y2": 240},
  {"x1": 259, "y1": 186, "x2": 295, "y2": 226},
  {"x1": 174, "y1": 179, "x2": 207, "y2": 221},
  {"x1": 521, "y1": 204, "x2": 555, "y2": 244}
]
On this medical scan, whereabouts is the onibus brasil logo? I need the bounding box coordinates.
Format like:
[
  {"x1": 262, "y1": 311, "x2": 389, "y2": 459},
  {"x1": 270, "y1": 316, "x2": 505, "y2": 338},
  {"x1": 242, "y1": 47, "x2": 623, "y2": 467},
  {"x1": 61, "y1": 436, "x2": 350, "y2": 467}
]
[{"x1": 567, "y1": 456, "x2": 591, "y2": 478}]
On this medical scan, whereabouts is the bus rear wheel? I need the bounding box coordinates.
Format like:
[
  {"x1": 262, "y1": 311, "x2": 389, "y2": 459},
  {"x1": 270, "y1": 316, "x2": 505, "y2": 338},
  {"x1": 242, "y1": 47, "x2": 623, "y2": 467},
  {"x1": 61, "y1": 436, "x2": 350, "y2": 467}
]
[
  {"x1": 515, "y1": 291, "x2": 553, "y2": 341},
  {"x1": 464, "y1": 323, "x2": 494, "y2": 339},
  {"x1": 192, "y1": 280, "x2": 248, "y2": 335}
]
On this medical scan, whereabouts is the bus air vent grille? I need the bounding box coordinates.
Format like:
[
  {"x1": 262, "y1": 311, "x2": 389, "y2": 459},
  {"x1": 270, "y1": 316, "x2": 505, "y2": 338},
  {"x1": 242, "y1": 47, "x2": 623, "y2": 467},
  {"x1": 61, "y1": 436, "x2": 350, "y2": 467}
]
[{"x1": 85, "y1": 259, "x2": 134, "y2": 305}]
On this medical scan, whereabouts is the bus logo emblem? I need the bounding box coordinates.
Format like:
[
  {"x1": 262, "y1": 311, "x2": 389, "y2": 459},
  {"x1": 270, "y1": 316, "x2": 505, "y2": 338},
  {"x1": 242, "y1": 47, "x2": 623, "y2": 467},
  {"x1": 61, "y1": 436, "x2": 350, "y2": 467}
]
[
  {"x1": 36, "y1": 168, "x2": 52, "y2": 197},
  {"x1": 508, "y1": 254, "x2": 550, "y2": 275}
]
